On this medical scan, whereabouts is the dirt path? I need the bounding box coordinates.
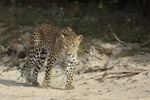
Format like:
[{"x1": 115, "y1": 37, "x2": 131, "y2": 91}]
[{"x1": 0, "y1": 67, "x2": 150, "y2": 100}]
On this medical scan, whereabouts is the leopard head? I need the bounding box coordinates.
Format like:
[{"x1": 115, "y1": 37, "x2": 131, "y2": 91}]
[{"x1": 60, "y1": 27, "x2": 82, "y2": 57}]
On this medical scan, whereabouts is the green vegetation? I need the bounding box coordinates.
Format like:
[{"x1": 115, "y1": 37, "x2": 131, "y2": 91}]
[{"x1": 0, "y1": 0, "x2": 149, "y2": 47}]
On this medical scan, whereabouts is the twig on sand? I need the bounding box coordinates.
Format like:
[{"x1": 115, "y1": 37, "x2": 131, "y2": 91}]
[
  {"x1": 107, "y1": 24, "x2": 127, "y2": 46},
  {"x1": 80, "y1": 60, "x2": 113, "y2": 74},
  {"x1": 0, "y1": 67, "x2": 17, "y2": 76},
  {"x1": 2, "y1": 67, "x2": 16, "y2": 72},
  {"x1": 100, "y1": 69, "x2": 147, "y2": 82},
  {"x1": 141, "y1": 40, "x2": 150, "y2": 46}
]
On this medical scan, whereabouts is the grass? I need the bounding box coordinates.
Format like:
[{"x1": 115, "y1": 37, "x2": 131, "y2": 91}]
[{"x1": 0, "y1": 3, "x2": 149, "y2": 47}]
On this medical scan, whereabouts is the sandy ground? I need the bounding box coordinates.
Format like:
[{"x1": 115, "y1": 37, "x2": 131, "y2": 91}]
[
  {"x1": 0, "y1": 44, "x2": 150, "y2": 100},
  {"x1": 0, "y1": 66, "x2": 150, "y2": 100}
]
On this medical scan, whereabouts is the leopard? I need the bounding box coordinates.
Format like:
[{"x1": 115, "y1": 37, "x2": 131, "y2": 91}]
[{"x1": 21, "y1": 23, "x2": 82, "y2": 90}]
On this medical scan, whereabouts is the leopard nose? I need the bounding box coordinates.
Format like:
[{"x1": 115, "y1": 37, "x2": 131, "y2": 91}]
[{"x1": 67, "y1": 53, "x2": 71, "y2": 56}]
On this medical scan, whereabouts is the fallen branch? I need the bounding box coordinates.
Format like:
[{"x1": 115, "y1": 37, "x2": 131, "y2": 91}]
[
  {"x1": 80, "y1": 59, "x2": 113, "y2": 74},
  {"x1": 83, "y1": 66, "x2": 106, "y2": 73},
  {"x1": 76, "y1": 66, "x2": 87, "y2": 74},
  {"x1": 0, "y1": 67, "x2": 17, "y2": 76},
  {"x1": 83, "y1": 66, "x2": 113, "y2": 74},
  {"x1": 1, "y1": 67, "x2": 16, "y2": 72},
  {"x1": 100, "y1": 69, "x2": 147, "y2": 82},
  {"x1": 107, "y1": 24, "x2": 127, "y2": 46},
  {"x1": 141, "y1": 40, "x2": 150, "y2": 46}
]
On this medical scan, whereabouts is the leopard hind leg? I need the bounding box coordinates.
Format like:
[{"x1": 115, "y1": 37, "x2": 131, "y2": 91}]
[
  {"x1": 32, "y1": 48, "x2": 47, "y2": 86},
  {"x1": 21, "y1": 53, "x2": 36, "y2": 86}
]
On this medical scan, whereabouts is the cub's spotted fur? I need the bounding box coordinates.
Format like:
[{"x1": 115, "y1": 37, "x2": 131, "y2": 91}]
[{"x1": 21, "y1": 24, "x2": 82, "y2": 90}]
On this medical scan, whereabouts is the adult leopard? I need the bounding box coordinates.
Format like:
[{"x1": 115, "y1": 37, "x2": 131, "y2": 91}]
[{"x1": 21, "y1": 24, "x2": 82, "y2": 90}]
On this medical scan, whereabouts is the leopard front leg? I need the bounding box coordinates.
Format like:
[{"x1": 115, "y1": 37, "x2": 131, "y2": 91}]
[
  {"x1": 42, "y1": 56, "x2": 56, "y2": 88},
  {"x1": 65, "y1": 64, "x2": 75, "y2": 90},
  {"x1": 42, "y1": 64, "x2": 53, "y2": 88}
]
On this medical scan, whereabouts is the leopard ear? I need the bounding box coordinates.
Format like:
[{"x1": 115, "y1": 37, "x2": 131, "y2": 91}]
[
  {"x1": 61, "y1": 33, "x2": 68, "y2": 39},
  {"x1": 60, "y1": 32, "x2": 68, "y2": 40},
  {"x1": 66, "y1": 27, "x2": 72, "y2": 31},
  {"x1": 60, "y1": 33, "x2": 65, "y2": 39},
  {"x1": 78, "y1": 35, "x2": 83, "y2": 41}
]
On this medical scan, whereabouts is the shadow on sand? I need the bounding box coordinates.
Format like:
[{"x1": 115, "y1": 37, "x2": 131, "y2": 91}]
[{"x1": 0, "y1": 79, "x2": 25, "y2": 87}]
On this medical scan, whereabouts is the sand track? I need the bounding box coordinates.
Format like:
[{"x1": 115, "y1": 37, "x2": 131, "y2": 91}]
[{"x1": 0, "y1": 67, "x2": 150, "y2": 100}]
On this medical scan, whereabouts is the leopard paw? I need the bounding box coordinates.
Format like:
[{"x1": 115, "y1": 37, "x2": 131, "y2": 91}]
[
  {"x1": 32, "y1": 81, "x2": 40, "y2": 86},
  {"x1": 42, "y1": 81, "x2": 51, "y2": 88},
  {"x1": 65, "y1": 85, "x2": 74, "y2": 90},
  {"x1": 24, "y1": 79, "x2": 32, "y2": 86}
]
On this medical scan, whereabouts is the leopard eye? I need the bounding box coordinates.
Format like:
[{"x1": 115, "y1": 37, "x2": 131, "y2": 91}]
[
  {"x1": 73, "y1": 44, "x2": 75, "y2": 47},
  {"x1": 72, "y1": 43, "x2": 76, "y2": 48},
  {"x1": 64, "y1": 44, "x2": 67, "y2": 48}
]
